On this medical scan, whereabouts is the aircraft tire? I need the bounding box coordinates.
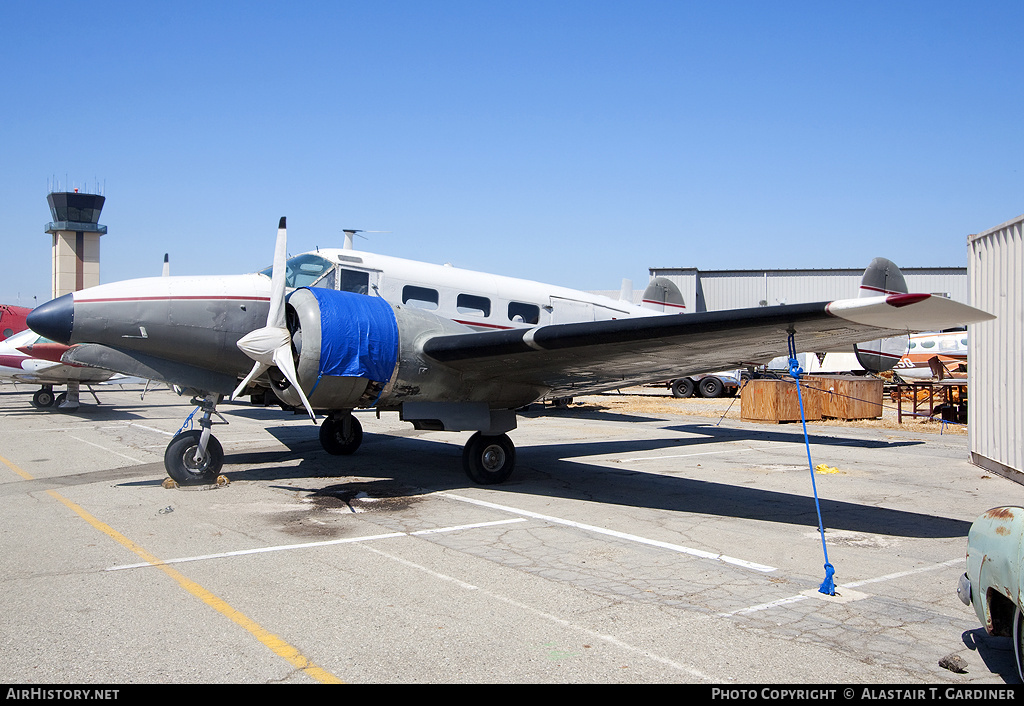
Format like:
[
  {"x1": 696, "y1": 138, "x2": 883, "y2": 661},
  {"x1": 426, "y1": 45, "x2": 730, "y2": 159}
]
[
  {"x1": 164, "y1": 430, "x2": 224, "y2": 485},
  {"x1": 463, "y1": 432, "x2": 515, "y2": 485},
  {"x1": 319, "y1": 415, "x2": 363, "y2": 455},
  {"x1": 32, "y1": 388, "x2": 56, "y2": 409},
  {"x1": 699, "y1": 377, "x2": 724, "y2": 398},
  {"x1": 671, "y1": 378, "x2": 694, "y2": 398}
]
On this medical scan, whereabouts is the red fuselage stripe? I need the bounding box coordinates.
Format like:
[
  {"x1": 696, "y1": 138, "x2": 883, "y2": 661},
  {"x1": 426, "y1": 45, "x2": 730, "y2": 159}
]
[
  {"x1": 77, "y1": 296, "x2": 272, "y2": 303},
  {"x1": 642, "y1": 299, "x2": 686, "y2": 310}
]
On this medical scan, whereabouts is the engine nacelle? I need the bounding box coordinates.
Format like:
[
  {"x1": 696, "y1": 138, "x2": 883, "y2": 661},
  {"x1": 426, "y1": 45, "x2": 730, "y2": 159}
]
[{"x1": 274, "y1": 288, "x2": 543, "y2": 416}]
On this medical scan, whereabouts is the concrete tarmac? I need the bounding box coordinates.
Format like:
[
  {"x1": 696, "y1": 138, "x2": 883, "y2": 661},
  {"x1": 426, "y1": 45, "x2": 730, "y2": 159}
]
[{"x1": 1, "y1": 384, "x2": 1021, "y2": 684}]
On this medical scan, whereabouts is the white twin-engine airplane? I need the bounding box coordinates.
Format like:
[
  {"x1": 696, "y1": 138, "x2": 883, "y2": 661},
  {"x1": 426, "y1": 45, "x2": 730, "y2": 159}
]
[{"x1": 27, "y1": 218, "x2": 993, "y2": 486}]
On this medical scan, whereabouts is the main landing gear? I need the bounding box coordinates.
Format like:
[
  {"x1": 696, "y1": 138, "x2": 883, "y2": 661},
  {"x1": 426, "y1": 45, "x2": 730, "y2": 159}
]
[
  {"x1": 462, "y1": 432, "x2": 516, "y2": 484},
  {"x1": 30, "y1": 383, "x2": 90, "y2": 411},
  {"x1": 319, "y1": 412, "x2": 363, "y2": 455},
  {"x1": 161, "y1": 399, "x2": 519, "y2": 487}
]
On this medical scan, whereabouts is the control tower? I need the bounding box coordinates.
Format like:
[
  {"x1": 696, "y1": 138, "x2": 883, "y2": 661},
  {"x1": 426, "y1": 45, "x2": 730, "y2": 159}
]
[{"x1": 45, "y1": 190, "x2": 107, "y2": 298}]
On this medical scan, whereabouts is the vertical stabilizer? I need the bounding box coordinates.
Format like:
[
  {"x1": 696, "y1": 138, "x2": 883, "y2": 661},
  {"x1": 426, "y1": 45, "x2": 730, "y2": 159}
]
[
  {"x1": 641, "y1": 277, "x2": 686, "y2": 313},
  {"x1": 854, "y1": 258, "x2": 910, "y2": 372}
]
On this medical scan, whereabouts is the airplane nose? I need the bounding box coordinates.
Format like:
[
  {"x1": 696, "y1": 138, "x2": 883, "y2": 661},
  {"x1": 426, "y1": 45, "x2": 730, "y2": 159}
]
[{"x1": 27, "y1": 294, "x2": 75, "y2": 344}]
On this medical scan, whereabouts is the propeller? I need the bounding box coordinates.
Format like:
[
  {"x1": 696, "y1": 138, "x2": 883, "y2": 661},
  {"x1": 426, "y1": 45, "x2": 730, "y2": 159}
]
[{"x1": 231, "y1": 217, "x2": 317, "y2": 422}]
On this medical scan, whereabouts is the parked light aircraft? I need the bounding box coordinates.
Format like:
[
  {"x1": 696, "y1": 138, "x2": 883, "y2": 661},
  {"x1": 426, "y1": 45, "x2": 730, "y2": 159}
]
[
  {"x1": 892, "y1": 329, "x2": 968, "y2": 380},
  {"x1": 27, "y1": 218, "x2": 993, "y2": 486},
  {"x1": 0, "y1": 328, "x2": 125, "y2": 408},
  {"x1": 1, "y1": 255, "x2": 170, "y2": 410},
  {"x1": 1, "y1": 304, "x2": 31, "y2": 340}
]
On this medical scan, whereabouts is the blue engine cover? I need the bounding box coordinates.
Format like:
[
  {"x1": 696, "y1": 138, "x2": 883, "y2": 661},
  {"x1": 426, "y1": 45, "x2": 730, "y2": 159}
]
[{"x1": 305, "y1": 288, "x2": 399, "y2": 386}]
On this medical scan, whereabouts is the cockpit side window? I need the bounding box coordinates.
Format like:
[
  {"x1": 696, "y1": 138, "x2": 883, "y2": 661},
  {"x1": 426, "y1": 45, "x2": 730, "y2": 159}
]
[
  {"x1": 340, "y1": 269, "x2": 370, "y2": 295},
  {"x1": 311, "y1": 268, "x2": 337, "y2": 290},
  {"x1": 260, "y1": 254, "x2": 335, "y2": 289}
]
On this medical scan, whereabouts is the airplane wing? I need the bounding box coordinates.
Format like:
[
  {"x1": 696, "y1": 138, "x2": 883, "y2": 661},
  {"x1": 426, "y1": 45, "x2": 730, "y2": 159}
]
[{"x1": 421, "y1": 294, "x2": 992, "y2": 397}]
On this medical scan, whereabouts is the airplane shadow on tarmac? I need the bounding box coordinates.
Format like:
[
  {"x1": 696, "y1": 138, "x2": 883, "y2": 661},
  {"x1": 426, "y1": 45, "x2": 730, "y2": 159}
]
[{"x1": 186, "y1": 417, "x2": 971, "y2": 541}]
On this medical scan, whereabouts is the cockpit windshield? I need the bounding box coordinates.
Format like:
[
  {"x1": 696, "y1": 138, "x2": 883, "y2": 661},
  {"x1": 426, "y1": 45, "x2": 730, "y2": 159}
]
[{"x1": 259, "y1": 254, "x2": 335, "y2": 288}]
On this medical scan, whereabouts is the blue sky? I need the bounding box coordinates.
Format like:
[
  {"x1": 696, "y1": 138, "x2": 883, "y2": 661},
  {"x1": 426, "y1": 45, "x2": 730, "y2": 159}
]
[{"x1": 2, "y1": 1, "x2": 1022, "y2": 306}]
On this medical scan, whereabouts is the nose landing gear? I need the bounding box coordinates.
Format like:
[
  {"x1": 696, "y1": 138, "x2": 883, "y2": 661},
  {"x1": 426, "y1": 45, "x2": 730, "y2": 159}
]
[{"x1": 164, "y1": 394, "x2": 226, "y2": 485}]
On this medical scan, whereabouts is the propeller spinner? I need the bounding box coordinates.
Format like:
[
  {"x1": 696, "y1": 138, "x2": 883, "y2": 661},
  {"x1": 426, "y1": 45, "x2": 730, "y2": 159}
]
[{"x1": 231, "y1": 217, "x2": 317, "y2": 422}]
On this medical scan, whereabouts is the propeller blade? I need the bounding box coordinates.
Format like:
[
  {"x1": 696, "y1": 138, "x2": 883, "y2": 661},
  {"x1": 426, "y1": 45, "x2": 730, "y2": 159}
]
[
  {"x1": 272, "y1": 343, "x2": 316, "y2": 421},
  {"x1": 267, "y1": 217, "x2": 289, "y2": 329},
  {"x1": 232, "y1": 216, "x2": 315, "y2": 423},
  {"x1": 231, "y1": 360, "x2": 270, "y2": 401}
]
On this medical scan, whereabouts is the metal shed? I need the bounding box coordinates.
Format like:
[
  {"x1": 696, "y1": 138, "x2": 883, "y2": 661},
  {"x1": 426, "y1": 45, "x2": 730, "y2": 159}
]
[
  {"x1": 968, "y1": 214, "x2": 1024, "y2": 481},
  {"x1": 647, "y1": 266, "x2": 968, "y2": 312}
]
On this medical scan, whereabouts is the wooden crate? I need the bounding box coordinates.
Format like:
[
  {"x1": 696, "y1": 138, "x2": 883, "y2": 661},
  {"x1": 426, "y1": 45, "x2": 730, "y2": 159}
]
[
  {"x1": 740, "y1": 378, "x2": 822, "y2": 423},
  {"x1": 803, "y1": 375, "x2": 883, "y2": 420}
]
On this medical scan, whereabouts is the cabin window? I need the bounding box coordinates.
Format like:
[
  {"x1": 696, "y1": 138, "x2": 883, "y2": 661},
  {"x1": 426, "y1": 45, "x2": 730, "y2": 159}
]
[
  {"x1": 921, "y1": 340, "x2": 935, "y2": 349},
  {"x1": 340, "y1": 269, "x2": 370, "y2": 295},
  {"x1": 403, "y1": 285, "x2": 439, "y2": 310},
  {"x1": 508, "y1": 301, "x2": 540, "y2": 325},
  {"x1": 457, "y1": 294, "x2": 491, "y2": 317}
]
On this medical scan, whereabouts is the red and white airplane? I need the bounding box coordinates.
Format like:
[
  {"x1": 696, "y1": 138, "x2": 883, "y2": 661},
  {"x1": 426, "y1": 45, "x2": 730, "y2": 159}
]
[
  {"x1": 1, "y1": 304, "x2": 31, "y2": 340},
  {"x1": 0, "y1": 328, "x2": 129, "y2": 409}
]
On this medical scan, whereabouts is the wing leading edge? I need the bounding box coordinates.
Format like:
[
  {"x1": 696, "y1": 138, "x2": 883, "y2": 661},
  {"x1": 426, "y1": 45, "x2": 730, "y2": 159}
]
[{"x1": 421, "y1": 294, "x2": 993, "y2": 398}]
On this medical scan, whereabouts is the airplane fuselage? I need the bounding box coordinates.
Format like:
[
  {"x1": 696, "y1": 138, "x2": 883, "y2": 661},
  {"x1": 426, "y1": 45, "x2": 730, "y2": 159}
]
[{"x1": 29, "y1": 248, "x2": 663, "y2": 410}]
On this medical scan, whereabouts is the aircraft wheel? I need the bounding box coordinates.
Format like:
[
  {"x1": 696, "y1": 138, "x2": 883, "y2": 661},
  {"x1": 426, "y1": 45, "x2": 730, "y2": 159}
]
[
  {"x1": 164, "y1": 430, "x2": 224, "y2": 485},
  {"x1": 31, "y1": 388, "x2": 56, "y2": 409},
  {"x1": 463, "y1": 432, "x2": 516, "y2": 485},
  {"x1": 671, "y1": 378, "x2": 694, "y2": 398},
  {"x1": 320, "y1": 415, "x2": 362, "y2": 455},
  {"x1": 698, "y1": 377, "x2": 724, "y2": 398}
]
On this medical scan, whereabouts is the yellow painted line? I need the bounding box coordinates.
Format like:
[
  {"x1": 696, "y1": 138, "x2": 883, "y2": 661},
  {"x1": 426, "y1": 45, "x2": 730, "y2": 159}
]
[{"x1": 0, "y1": 453, "x2": 341, "y2": 684}]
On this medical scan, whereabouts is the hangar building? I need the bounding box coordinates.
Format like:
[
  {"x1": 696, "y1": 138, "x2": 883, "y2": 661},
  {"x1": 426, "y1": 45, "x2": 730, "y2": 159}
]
[{"x1": 645, "y1": 266, "x2": 968, "y2": 313}]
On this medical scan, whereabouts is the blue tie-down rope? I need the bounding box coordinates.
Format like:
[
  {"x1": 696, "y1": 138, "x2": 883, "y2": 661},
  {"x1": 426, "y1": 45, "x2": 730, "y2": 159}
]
[{"x1": 788, "y1": 333, "x2": 837, "y2": 596}]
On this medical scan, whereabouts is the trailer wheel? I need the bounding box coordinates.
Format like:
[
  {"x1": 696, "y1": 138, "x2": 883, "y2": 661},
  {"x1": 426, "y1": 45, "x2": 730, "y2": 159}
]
[
  {"x1": 699, "y1": 377, "x2": 724, "y2": 398},
  {"x1": 671, "y1": 379, "x2": 694, "y2": 398}
]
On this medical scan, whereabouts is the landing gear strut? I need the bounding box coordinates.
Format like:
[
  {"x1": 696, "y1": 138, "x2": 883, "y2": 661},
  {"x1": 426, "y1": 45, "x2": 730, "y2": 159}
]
[{"x1": 164, "y1": 394, "x2": 225, "y2": 485}]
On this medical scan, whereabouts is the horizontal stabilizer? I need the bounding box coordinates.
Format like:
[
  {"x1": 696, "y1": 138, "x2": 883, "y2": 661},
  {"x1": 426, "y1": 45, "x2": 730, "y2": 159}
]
[
  {"x1": 827, "y1": 293, "x2": 994, "y2": 332},
  {"x1": 854, "y1": 257, "x2": 910, "y2": 371}
]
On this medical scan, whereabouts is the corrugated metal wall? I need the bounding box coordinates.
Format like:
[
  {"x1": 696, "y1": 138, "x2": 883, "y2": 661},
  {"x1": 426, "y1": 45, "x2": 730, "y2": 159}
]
[
  {"x1": 969, "y1": 214, "x2": 1024, "y2": 480},
  {"x1": 649, "y1": 267, "x2": 968, "y2": 312}
]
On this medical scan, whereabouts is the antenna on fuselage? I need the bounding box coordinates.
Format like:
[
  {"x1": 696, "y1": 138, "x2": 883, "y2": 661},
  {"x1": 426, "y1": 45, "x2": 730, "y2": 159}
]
[{"x1": 342, "y1": 229, "x2": 391, "y2": 250}]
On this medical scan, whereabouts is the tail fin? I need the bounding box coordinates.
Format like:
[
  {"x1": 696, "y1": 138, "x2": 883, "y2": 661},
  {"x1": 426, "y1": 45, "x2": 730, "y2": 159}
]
[
  {"x1": 641, "y1": 277, "x2": 686, "y2": 313},
  {"x1": 853, "y1": 258, "x2": 910, "y2": 372}
]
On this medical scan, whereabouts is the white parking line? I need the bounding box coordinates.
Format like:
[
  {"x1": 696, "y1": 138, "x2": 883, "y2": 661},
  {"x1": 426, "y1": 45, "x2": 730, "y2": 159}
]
[
  {"x1": 717, "y1": 557, "x2": 966, "y2": 617},
  {"x1": 105, "y1": 518, "x2": 527, "y2": 571},
  {"x1": 69, "y1": 435, "x2": 149, "y2": 465},
  {"x1": 609, "y1": 448, "x2": 757, "y2": 463},
  {"x1": 359, "y1": 542, "x2": 719, "y2": 681},
  {"x1": 440, "y1": 492, "x2": 777, "y2": 573}
]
